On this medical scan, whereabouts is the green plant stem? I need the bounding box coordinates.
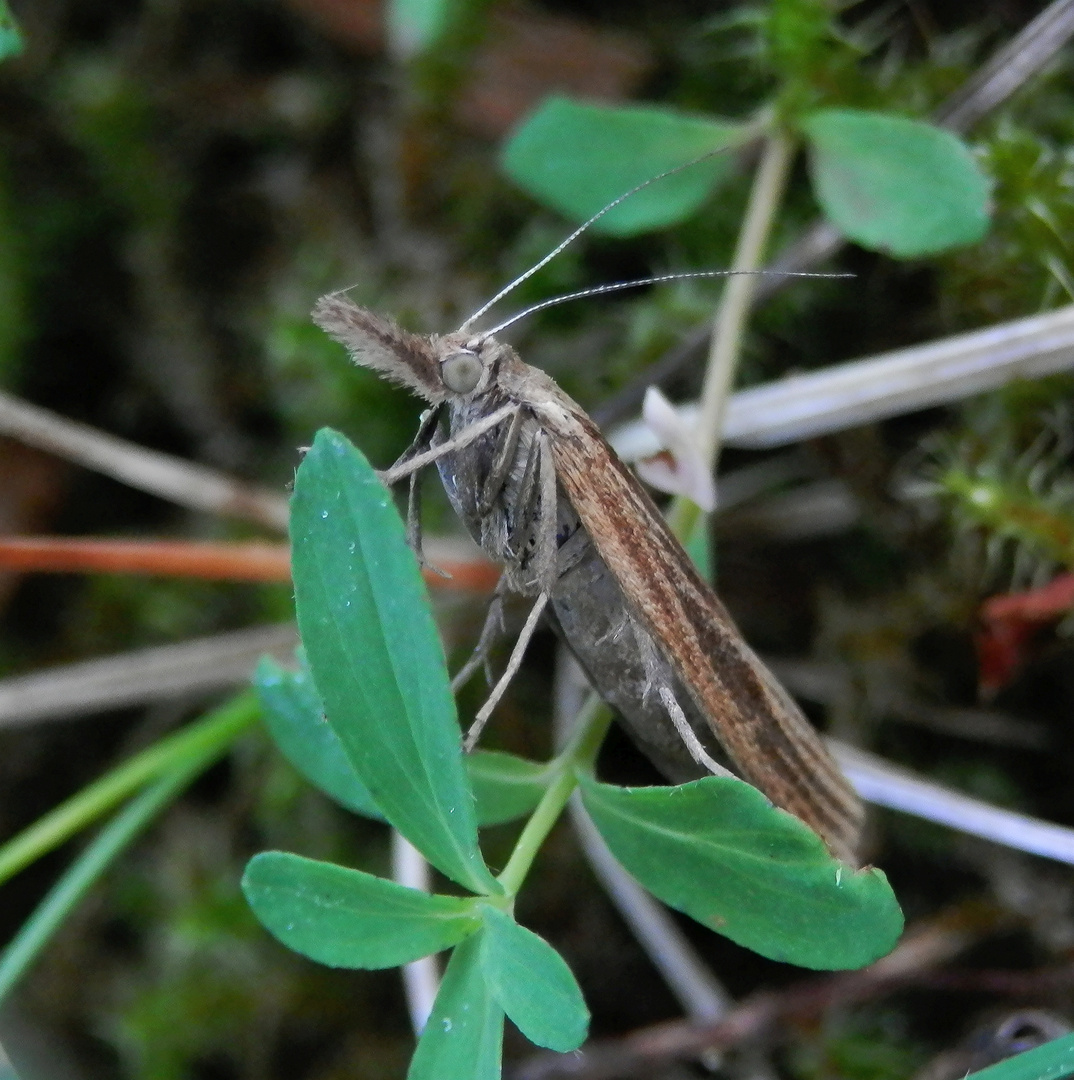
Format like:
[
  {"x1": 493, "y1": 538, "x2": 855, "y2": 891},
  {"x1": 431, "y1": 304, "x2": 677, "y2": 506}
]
[
  {"x1": 698, "y1": 128, "x2": 796, "y2": 468},
  {"x1": 0, "y1": 692, "x2": 260, "y2": 886},
  {"x1": 667, "y1": 129, "x2": 795, "y2": 541},
  {"x1": 0, "y1": 747, "x2": 217, "y2": 1006},
  {"x1": 496, "y1": 694, "x2": 611, "y2": 896}
]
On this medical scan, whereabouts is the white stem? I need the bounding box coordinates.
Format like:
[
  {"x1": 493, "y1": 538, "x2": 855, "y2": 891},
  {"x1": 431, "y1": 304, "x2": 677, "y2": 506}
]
[{"x1": 391, "y1": 831, "x2": 439, "y2": 1034}]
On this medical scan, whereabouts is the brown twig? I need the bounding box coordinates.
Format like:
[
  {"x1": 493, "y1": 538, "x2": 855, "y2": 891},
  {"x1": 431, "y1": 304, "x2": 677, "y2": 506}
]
[
  {"x1": 0, "y1": 623, "x2": 299, "y2": 728},
  {"x1": 513, "y1": 909, "x2": 1000, "y2": 1080},
  {"x1": 0, "y1": 390, "x2": 290, "y2": 532},
  {"x1": 932, "y1": 0, "x2": 1074, "y2": 132}
]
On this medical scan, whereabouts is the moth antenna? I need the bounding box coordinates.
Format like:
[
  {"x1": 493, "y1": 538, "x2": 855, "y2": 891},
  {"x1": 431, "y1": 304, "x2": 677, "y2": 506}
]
[
  {"x1": 480, "y1": 269, "x2": 853, "y2": 338},
  {"x1": 458, "y1": 146, "x2": 742, "y2": 335},
  {"x1": 326, "y1": 280, "x2": 366, "y2": 299}
]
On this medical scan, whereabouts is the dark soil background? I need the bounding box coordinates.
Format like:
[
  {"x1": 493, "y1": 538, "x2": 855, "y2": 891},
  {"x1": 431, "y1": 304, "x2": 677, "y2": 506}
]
[{"x1": 2, "y1": 1, "x2": 1074, "y2": 1078}]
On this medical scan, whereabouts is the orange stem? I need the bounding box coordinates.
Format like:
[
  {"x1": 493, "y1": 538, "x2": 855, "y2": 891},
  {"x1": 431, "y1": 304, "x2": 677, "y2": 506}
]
[{"x1": 0, "y1": 536, "x2": 499, "y2": 591}]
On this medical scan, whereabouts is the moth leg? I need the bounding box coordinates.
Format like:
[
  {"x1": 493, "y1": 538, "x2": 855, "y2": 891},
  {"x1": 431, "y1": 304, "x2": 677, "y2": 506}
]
[
  {"x1": 388, "y1": 407, "x2": 450, "y2": 575},
  {"x1": 502, "y1": 431, "x2": 558, "y2": 594},
  {"x1": 484, "y1": 434, "x2": 539, "y2": 592},
  {"x1": 531, "y1": 431, "x2": 560, "y2": 596},
  {"x1": 476, "y1": 406, "x2": 526, "y2": 516},
  {"x1": 385, "y1": 405, "x2": 441, "y2": 484},
  {"x1": 451, "y1": 427, "x2": 553, "y2": 704},
  {"x1": 405, "y1": 469, "x2": 423, "y2": 558},
  {"x1": 450, "y1": 576, "x2": 510, "y2": 694},
  {"x1": 501, "y1": 429, "x2": 542, "y2": 575},
  {"x1": 463, "y1": 590, "x2": 551, "y2": 752},
  {"x1": 403, "y1": 469, "x2": 450, "y2": 578},
  {"x1": 380, "y1": 402, "x2": 520, "y2": 486},
  {"x1": 658, "y1": 687, "x2": 735, "y2": 780}
]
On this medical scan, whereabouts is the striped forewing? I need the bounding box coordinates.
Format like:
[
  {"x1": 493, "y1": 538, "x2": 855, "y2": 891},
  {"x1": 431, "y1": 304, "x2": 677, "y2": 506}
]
[{"x1": 545, "y1": 407, "x2": 863, "y2": 863}]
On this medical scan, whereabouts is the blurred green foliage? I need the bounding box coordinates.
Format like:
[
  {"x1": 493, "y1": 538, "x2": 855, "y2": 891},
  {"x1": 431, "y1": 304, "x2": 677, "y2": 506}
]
[
  {"x1": 0, "y1": 0, "x2": 22, "y2": 62},
  {"x1": 789, "y1": 1008, "x2": 928, "y2": 1080}
]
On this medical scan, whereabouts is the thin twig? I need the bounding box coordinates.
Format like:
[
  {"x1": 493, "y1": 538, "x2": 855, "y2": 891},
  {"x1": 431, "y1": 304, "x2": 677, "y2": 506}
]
[
  {"x1": 0, "y1": 391, "x2": 289, "y2": 532},
  {"x1": 553, "y1": 652, "x2": 733, "y2": 1027},
  {"x1": 608, "y1": 302, "x2": 1074, "y2": 454},
  {"x1": 831, "y1": 741, "x2": 1074, "y2": 866},
  {"x1": 598, "y1": 0, "x2": 1074, "y2": 424},
  {"x1": 513, "y1": 910, "x2": 987, "y2": 1079},
  {"x1": 932, "y1": 0, "x2": 1074, "y2": 132},
  {"x1": 0, "y1": 624, "x2": 298, "y2": 728},
  {"x1": 0, "y1": 535, "x2": 499, "y2": 592}
]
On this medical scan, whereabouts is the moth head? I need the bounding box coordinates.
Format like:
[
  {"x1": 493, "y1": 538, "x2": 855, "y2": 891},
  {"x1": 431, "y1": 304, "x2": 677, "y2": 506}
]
[{"x1": 432, "y1": 333, "x2": 505, "y2": 399}]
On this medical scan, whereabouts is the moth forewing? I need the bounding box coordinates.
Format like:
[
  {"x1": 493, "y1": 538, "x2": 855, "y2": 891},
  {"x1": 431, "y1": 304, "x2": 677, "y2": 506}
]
[
  {"x1": 312, "y1": 293, "x2": 863, "y2": 866},
  {"x1": 547, "y1": 417, "x2": 863, "y2": 861}
]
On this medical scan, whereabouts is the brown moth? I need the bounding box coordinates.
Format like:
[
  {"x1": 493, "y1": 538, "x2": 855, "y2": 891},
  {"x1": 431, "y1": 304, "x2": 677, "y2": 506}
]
[{"x1": 311, "y1": 287, "x2": 863, "y2": 865}]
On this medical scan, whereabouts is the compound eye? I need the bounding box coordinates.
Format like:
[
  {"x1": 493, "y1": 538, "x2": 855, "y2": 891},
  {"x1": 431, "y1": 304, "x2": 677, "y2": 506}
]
[{"x1": 440, "y1": 350, "x2": 483, "y2": 394}]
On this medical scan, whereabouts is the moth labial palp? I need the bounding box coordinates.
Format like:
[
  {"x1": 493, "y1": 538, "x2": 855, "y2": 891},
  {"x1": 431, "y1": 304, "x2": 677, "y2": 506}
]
[{"x1": 312, "y1": 292, "x2": 864, "y2": 865}]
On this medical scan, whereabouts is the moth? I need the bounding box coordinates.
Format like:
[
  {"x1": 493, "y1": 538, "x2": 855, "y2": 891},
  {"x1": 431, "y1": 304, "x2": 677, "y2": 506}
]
[{"x1": 312, "y1": 196, "x2": 862, "y2": 865}]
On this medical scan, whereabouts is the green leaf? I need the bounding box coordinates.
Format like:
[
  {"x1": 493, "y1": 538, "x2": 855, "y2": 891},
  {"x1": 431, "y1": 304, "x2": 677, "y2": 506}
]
[
  {"x1": 387, "y1": 0, "x2": 458, "y2": 56},
  {"x1": 802, "y1": 108, "x2": 991, "y2": 258},
  {"x1": 0, "y1": 1, "x2": 23, "y2": 62},
  {"x1": 255, "y1": 656, "x2": 384, "y2": 821},
  {"x1": 409, "y1": 934, "x2": 503, "y2": 1080},
  {"x1": 242, "y1": 852, "x2": 480, "y2": 969},
  {"x1": 503, "y1": 97, "x2": 747, "y2": 237},
  {"x1": 964, "y1": 1034, "x2": 1074, "y2": 1080},
  {"x1": 291, "y1": 429, "x2": 498, "y2": 895},
  {"x1": 478, "y1": 905, "x2": 588, "y2": 1052},
  {"x1": 765, "y1": 0, "x2": 835, "y2": 78},
  {"x1": 579, "y1": 774, "x2": 903, "y2": 970},
  {"x1": 469, "y1": 752, "x2": 549, "y2": 826},
  {"x1": 256, "y1": 654, "x2": 545, "y2": 826}
]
